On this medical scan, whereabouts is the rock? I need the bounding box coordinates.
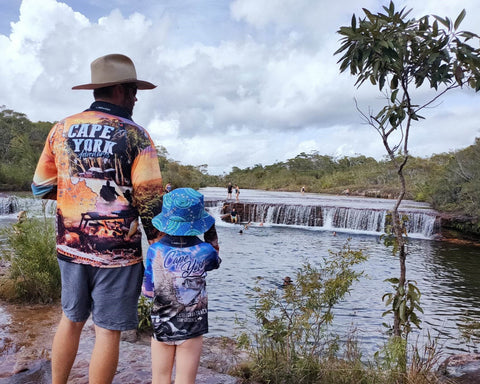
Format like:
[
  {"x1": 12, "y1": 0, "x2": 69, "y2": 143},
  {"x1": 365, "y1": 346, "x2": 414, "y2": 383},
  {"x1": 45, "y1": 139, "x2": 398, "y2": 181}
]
[
  {"x1": 0, "y1": 319, "x2": 244, "y2": 384},
  {"x1": 0, "y1": 359, "x2": 51, "y2": 384},
  {"x1": 438, "y1": 353, "x2": 480, "y2": 384}
]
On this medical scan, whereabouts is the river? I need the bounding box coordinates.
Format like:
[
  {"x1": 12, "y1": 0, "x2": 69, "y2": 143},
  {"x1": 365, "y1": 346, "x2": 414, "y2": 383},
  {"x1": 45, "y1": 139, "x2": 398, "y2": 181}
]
[{"x1": 0, "y1": 188, "x2": 479, "y2": 364}]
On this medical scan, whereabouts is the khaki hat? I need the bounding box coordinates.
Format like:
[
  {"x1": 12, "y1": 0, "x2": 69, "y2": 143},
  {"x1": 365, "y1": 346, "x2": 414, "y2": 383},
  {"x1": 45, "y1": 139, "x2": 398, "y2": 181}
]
[{"x1": 72, "y1": 53, "x2": 156, "y2": 90}]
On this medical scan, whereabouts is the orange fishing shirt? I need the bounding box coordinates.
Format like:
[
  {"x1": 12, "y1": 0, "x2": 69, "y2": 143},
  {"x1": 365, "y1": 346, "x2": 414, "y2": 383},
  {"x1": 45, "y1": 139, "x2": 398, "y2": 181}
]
[{"x1": 32, "y1": 102, "x2": 164, "y2": 267}]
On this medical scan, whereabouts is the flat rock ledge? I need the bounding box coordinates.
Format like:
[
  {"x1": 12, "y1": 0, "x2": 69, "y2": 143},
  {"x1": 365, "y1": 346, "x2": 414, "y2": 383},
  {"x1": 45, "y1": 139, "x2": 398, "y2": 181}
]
[
  {"x1": 0, "y1": 320, "x2": 247, "y2": 384},
  {"x1": 3, "y1": 317, "x2": 479, "y2": 384},
  {"x1": 437, "y1": 353, "x2": 480, "y2": 384}
]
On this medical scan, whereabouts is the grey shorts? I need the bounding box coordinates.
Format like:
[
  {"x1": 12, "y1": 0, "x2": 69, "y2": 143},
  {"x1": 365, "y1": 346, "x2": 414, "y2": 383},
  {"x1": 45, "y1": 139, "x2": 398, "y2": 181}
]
[{"x1": 58, "y1": 259, "x2": 143, "y2": 331}]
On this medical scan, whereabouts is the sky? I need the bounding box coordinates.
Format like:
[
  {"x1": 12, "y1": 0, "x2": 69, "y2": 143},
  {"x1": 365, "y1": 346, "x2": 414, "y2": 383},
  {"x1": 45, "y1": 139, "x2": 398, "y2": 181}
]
[{"x1": 1, "y1": 0, "x2": 480, "y2": 175}]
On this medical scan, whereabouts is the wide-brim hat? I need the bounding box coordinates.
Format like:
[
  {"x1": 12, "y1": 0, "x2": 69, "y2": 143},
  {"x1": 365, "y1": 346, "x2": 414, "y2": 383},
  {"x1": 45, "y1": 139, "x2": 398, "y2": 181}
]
[
  {"x1": 72, "y1": 53, "x2": 156, "y2": 90},
  {"x1": 153, "y1": 188, "x2": 215, "y2": 236}
]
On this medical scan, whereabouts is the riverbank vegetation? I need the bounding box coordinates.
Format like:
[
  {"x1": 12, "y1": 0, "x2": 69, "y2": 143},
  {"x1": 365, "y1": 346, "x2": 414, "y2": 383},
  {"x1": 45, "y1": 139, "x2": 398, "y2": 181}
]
[
  {"x1": 3, "y1": 106, "x2": 479, "y2": 238},
  {"x1": 0, "y1": 207, "x2": 59, "y2": 302},
  {"x1": 234, "y1": 243, "x2": 447, "y2": 384},
  {"x1": 333, "y1": 0, "x2": 480, "y2": 378}
]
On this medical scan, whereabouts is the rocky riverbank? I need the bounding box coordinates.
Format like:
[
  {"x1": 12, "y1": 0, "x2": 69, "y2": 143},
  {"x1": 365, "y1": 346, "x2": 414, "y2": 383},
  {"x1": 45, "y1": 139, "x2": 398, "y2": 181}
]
[
  {"x1": 2, "y1": 302, "x2": 480, "y2": 383},
  {"x1": 0, "y1": 305, "x2": 247, "y2": 384}
]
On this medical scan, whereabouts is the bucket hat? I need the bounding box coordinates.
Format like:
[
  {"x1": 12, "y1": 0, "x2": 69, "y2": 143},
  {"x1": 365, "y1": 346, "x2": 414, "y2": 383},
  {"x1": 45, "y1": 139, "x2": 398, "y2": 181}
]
[
  {"x1": 152, "y1": 188, "x2": 215, "y2": 236},
  {"x1": 72, "y1": 53, "x2": 156, "y2": 90}
]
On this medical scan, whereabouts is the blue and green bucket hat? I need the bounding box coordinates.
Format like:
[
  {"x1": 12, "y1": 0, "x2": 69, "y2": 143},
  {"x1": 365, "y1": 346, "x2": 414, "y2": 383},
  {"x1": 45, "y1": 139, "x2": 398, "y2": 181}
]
[{"x1": 152, "y1": 188, "x2": 215, "y2": 236}]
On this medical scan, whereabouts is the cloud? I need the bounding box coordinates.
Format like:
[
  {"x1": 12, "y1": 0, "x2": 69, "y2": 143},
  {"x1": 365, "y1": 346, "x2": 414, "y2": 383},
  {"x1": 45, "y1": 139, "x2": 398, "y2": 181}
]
[{"x1": 2, "y1": 0, "x2": 480, "y2": 175}]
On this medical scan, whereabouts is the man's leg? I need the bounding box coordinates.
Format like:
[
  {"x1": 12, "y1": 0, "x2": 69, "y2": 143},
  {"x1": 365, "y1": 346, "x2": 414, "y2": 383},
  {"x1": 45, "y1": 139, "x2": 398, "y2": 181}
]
[
  {"x1": 151, "y1": 338, "x2": 176, "y2": 384},
  {"x1": 51, "y1": 313, "x2": 86, "y2": 384},
  {"x1": 88, "y1": 325, "x2": 121, "y2": 384},
  {"x1": 88, "y1": 262, "x2": 142, "y2": 383},
  {"x1": 174, "y1": 336, "x2": 203, "y2": 384}
]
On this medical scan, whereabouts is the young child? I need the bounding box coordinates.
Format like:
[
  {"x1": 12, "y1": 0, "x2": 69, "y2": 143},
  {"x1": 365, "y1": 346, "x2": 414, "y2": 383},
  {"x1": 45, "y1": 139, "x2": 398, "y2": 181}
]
[{"x1": 142, "y1": 188, "x2": 221, "y2": 384}]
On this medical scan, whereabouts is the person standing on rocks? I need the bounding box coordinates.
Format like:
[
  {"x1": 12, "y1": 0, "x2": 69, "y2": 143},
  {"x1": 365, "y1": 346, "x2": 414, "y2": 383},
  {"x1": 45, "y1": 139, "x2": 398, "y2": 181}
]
[
  {"x1": 142, "y1": 188, "x2": 221, "y2": 384},
  {"x1": 31, "y1": 54, "x2": 165, "y2": 384},
  {"x1": 235, "y1": 184, "x2": 240, "y2": 202}
]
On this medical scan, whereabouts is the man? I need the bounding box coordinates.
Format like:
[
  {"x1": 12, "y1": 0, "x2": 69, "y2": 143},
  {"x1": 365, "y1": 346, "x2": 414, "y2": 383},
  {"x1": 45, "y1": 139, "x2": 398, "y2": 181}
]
[{"x1": 31, "y1": 54, "x2": 165, "y2": 384}]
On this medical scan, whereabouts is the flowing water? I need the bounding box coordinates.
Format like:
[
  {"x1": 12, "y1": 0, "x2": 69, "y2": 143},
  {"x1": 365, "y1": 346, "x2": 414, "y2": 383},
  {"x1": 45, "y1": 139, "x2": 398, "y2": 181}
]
[{"x1": 0, "y1": 188, "x2": 479, "y2": 364}]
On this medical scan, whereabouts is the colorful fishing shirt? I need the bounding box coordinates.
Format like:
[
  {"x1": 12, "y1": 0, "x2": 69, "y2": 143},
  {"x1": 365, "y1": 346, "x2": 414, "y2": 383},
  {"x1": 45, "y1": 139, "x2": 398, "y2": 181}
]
[
  {"x1": 142, "y1": 235, "x2": 221, "y2": 342},
  {"x1": 32, "y1": 101, "x2": 164, "y2": 268}
]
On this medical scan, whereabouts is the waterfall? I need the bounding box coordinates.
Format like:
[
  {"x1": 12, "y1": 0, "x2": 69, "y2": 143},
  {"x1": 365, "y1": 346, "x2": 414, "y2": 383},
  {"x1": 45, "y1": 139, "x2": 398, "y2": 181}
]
[
  {"x1": 0, "y1": 196, "x2": 57, "y2": 217},
  {"x1": 0, "y1": 196, "x2": 18, "y2": 215},
  {"x1": 322, "y1": 207, "x2": 386, "y2": 233},
  {"x1": 208, "y1": 201, "x2": 439, "y2": 239},
  {"x1": 404, "y1": 211, "x2": 438, "y2": 238},
  {"x1": 2, "y1": 194, "x2": 440, "y2": 239}
]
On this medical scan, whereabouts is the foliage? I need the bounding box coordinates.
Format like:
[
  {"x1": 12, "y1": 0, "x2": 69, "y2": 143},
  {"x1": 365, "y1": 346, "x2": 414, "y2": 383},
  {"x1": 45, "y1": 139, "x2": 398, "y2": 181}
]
[
  {"x1": 0, "y1": 107, "x2": 52, "y2": 191},
  {"x1": 0, "y1": 207, "x2": 60, "y2": 303},
  {"x1": 156, "y1": 145, "x2": 222, "y2": 191},
  {"x1": 373, "y1": 333, "x2": 446, "y2": 384},
  {"x1": 382, "y1": 278, "x2": 423, "y2": 338},
  {"x1": 236, "y1": 242, "x2": 368, "y2": 384},
  {"x1": 429, "y1": 138, "x2": 480, "y2": 219},
  {"x1": 137, "y1": 295, "x2": 153, "y2": 333},
  {"x1": 335, "y1": 0, "x2": 480, "y2": 349}
]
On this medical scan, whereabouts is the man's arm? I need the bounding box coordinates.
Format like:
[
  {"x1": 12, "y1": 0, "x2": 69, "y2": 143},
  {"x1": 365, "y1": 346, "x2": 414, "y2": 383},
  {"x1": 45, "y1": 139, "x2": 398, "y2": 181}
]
[
  {"x1": 131, "y1": 142, "x2": 164, "y2": 241},
  {"x1": 32, "y1": 125, "x2": 58, "y2": 200}
]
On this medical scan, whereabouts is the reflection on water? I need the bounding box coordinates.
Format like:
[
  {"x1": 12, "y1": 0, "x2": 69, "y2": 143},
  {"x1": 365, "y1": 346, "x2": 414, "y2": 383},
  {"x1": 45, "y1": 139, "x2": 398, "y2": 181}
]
[{"x1": 207, "y1": 224, "x2": 480, "y2": 356}]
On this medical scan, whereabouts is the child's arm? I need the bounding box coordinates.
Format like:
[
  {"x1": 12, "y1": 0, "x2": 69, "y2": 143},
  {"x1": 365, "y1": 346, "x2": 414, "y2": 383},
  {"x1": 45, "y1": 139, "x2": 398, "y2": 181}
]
[
  {"x1": 141, "y1": 281, "x2": 154, "y2": 298},
  {"x1": 204, "y1": 247, "x2": 221, "y2": 272},
  {"x1": 204, "y1": 224, "x2": 219, "y2": 252}
]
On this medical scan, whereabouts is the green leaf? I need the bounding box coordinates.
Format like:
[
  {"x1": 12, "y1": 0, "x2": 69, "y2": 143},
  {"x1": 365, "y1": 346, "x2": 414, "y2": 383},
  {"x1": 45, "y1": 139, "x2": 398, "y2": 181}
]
[
  {"x1": 385, "y1": 278, "x2": 399, "y2": 284},
  {"x1": 399, "y1": 301, "x2": 406, "y2": 322},
  {"x1": 460, "y1": 31, "x2": 479, "y2": 41},
  {"x1": 390, "y1": 76, "x2": 398, "y2": 90},
  {"x1": 391, "y1": 89, "x2": 399, "y2": 102},
  {"x1": 363, "y1": 8, "x2": 375, "y2": 22},
  {"x1": 433, "y1": 15, "x2": 451, "y2": 29},
  {"x1": 455, "y1": 66, "x2": 464, "y2": 85},
  {"x1": 454, "y1": 9, "x2": 466, "y2": 30},
  {"x1": 432, "y1": 20, "x2": 438, "y2": 36},
  {"x1": 389, "y1": 1, "x2": 394, "y2": 14},
  {"x1": 379, "y1": 75, "x2": 386, "y2": 90}
]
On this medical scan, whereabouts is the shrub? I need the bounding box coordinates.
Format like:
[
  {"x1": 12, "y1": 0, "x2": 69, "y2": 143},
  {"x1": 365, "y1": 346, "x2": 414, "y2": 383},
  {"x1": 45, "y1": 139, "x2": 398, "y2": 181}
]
[
  {"x1": 137, "y1": 295, "x2": 153, "y2": 333},
  {"x1": 0, "y1": 208, "x2": 60, "y2": 303},
  {"x1": 236, "y1": 241, "x2": 370, "y2": 384}
]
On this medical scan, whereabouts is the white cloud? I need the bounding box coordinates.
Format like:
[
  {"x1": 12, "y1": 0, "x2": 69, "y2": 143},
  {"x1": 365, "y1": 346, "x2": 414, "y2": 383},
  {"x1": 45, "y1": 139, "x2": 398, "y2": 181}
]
[{"x1": 1, "y1": 0, "x2": 480, "y2": 174}]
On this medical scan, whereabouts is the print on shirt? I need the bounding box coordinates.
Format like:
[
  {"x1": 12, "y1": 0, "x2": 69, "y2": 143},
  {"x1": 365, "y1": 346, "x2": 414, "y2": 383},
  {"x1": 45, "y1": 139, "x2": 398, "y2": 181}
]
[
  {"x1": 145, "y1": 242, "x2": 219, "y2": 342},
  {"x1": 34, "y1": 112, "x2": 163, "y2": 267}
]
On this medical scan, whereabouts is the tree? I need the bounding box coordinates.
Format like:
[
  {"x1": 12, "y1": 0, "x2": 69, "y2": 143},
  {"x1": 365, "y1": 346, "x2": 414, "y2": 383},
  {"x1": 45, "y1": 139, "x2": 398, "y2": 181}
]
[{"x1": 335, "y1": 0, "x2": 480, "y2": 368}]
